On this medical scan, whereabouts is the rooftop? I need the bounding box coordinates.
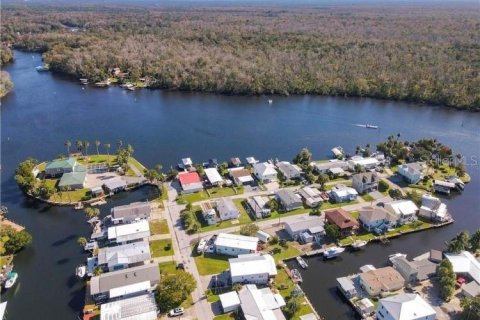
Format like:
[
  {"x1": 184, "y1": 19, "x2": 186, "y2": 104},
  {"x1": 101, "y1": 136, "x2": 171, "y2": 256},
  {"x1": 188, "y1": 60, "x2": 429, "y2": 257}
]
[
  {"x1": 216, "y1": 233, "x2": 258, "y2": 251},
  {"x1": 58, "y1": 171, "x2": 86, "y2": 187},
  {"x1": 103, "y1": 176, "x2": 127, "y2": 190},
  {"x1": 378, "y1": 293, "x2": 436, "y2": 320},
  {"x1": 325, "y1": 208, "x2": 359, "y2": 229},
  {"x1": 45, "y1": 157, "x2": 76, "y2": 170},
  {"x1": 178, "y1": 171, "x2": 201, "y2": 185},
  {"x1": 254, "y1": 162, "x2": 278, "y2": 176},
  {"x1": 204, "y1": 168, "x2": 223, "y2": 184},
  {"x1": 386, "y1": 200, "x2": 419, "y2": 216},
  {"x1": 238, "y1": 284, "x2": 286, "y2": 320},
  {"x1": 229, "y1": 254, "x2": 277, "y2": 278},
  {"x1": 359, "y1": 206, "x2": 396, "y2": 223},
  {"x1": 285, "y1": 216, "x2": 324, "y2": 233},
  {"x1": 107, "y1": 220, "x2": 150, "y2": 241},
  {"x1": 100, "y1": 293, "x2": 158, "y2": 320},
  {"x1": 112, "y1": 202, "x2": 151, "y2": 220},
  {"x1": 276, "y1": 189, "x2": 301, "y2": 206},
  {"x1": 445, "y1": 251, "x2": 480, "y2": 284},
  {"x1": 97, "y1": 240, "x2": 151, "y2": 267},
  {"x1": 359, "y1": 266, "x2": 404, "y2": 293}
]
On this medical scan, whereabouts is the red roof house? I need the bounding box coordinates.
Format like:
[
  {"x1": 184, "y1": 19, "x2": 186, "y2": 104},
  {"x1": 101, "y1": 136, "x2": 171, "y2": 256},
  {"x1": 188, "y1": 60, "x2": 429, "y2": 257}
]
[
  {"x1": 325, "y1": 208, "x2": 359, "y2": 237},
  {"x1": 178, "y1": 172, "x2": 203, "y2": 194}
]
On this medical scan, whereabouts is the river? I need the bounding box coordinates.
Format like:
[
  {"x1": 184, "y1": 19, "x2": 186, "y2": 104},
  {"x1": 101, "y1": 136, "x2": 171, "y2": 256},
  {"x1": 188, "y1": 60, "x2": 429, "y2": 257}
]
[{"x1": 1, "y1": 50, "x2": 479, "y2": 319}]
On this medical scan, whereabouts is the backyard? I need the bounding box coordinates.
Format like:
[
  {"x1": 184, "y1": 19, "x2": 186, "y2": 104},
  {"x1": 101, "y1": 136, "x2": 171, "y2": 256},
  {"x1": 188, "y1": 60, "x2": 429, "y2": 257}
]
[
  {"x1": 193, "y1": 252, "x2": 230, "y2": 276},
  {"x1": 177, "y1": 186, "x2": 243, "y2": 204},
  {"x1": 149, "y1": 220, "x2": 169, "y2": 235},
  {"x1": 150, "y1": 239, "x2": 174, "y2": 257}
]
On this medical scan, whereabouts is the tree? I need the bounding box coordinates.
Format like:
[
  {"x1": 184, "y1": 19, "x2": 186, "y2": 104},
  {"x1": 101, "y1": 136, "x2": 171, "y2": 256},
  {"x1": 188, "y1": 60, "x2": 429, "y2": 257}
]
[
  {"x1": 378, "y1": 179, "x2": 389, "y2": 192},
  {"x1": 76, "y1": 140, "x2": 83, "y2": 155},
  {"x1": 293, "y1": 148, "x2": 312, "y2": 169},
  {"x1": 437, "y1": 259, "x2": 456, "y2": 301},
  {"x1": 269, "y1": 235, "x2": 279, "y2": 245},
  {"x1": 240, "y1": 223, "x2": 259, "y2": 236},
  {"x1": 84, "y1": 207, "x2": 100, "y2": 219},
  {"x1": 445, "y1": 231, "x2": 470, "y2": 253},
  {"x1": 84, "y1": 141, "x2": 90, "y2": 156},
  {"x1": 14, "y1": 158, "x2": 38, "y2": 193},
  {"x1": 267, "y1": 199, "x2": 279, "y2": 212},
  {"x1": 317, "y1": 173, "x2": 329, "y2": 191},
  {"x1": 77, "y1": 237, "x2": 87, "y2": 247},
  {"x1": 283, "y1": 295, "x2": 301, "y2": 317},
  {"x1": 95, "y1": 139, "x2": 101, "y2": 155},
  {"x1": 461, "y1": 296, "x2": 480, "y2": 320},
  {"x1": 156, "y1": 270, "x2": 196, "y2": 312},
  {"x1": 144, "y1": 168, "x2": 162, "y2": 183},
  {"x1": 388, "y1": 188, "x2": 403, "y2": 200},
  {"x1": 38, "y1": 179, "x2": 55, "y2": 199},
  {"x1": 65, "y1": 140, "x2": 71, "y2": 155},
  {"x1": 406, "y1": 190, "x2": 422, "y2": 206},
  {"x1": 117, "y1": 139, "x2": 123, "y2": 151},
  {"x1": 104, "y1": 143, "x2": 111, "y2": 157},
  {"x1": 1, "y1": 227, "x2": 33, "y2": 254},
  {"x1": 93, "y1": 266, "x2": 103, "y2": 276},
  {"x1": 325, "y1": 224, "x2": 341, "y2": 241},
  {"x1": 470, "y1": 229, "x2": 480, "y2": 253}
]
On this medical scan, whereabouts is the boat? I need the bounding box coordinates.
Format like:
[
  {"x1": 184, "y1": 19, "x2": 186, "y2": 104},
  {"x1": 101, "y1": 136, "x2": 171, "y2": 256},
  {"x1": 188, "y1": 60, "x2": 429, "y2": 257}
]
[
  {"x1": 365, "y1": 124, "x2": 379, "y2": 129},
  {"x1": 388, "y1": 253, "x2": 407, "y2": 264},
  {"x1": 296, "y1": 256, "x2": 308, "y2": 269},
  {"x1": 79, "y1": 78, "x2": 88, "y2": 84},
  {"x1": 74, "y1": 202, "x2": 84, "y2": 210},
  {"x1": 35, "y1": 65, "x2": 49, "y2": 72},
  {"x1": 76, "y1": 265, "x2": 86, "y2": 278},
  {"x1": 323, "y1": 246, "x2": 345, "y2": 259},
  {"x1": 351, "y1": 240, "x2": 367, "y2": 250},
  {"x1": 3, "y1": 271, "x2": 18, "y2": 289},
  {"x1": 290, "y1": 268, "x2": 303, "y2": 283},
  {"x1": 0, "y1": 301, "x2": 7, "y2": 320},
  {"x1": 268, "y1": 99, "x2": 273, "y2": 104}
]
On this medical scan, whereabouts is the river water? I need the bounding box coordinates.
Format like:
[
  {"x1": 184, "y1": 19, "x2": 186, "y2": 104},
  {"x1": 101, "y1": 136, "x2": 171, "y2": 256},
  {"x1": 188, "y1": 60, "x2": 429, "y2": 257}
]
[{"x1": 1, "y1": 50, "x2": 479, "y2": 319}]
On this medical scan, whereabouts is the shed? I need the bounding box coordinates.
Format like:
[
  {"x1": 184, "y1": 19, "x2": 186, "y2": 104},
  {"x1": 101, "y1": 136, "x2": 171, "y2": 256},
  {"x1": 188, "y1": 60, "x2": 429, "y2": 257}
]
[
  {"x1": 219, "y1": 291, "x2": 241, "y2": 313},
  {"x1": 256, "y1": 230, "x2": 271, "y2": 243}
]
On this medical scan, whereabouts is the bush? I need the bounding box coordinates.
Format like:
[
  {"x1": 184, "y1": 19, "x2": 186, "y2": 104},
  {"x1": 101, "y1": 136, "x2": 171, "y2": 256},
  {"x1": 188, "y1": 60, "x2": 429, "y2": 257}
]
[
  {"x1": 279, "y1": 239, "x2": 288, "y2": 248},
  {"x1": 240, "y1": 223, "x2": 259, "y2": 236},
  {"x1": 378, "y1": 180, "x2": 389, "y2": 192},
  {"x1": 269, "y1": 235, "x2": 279, "y2": 245}
]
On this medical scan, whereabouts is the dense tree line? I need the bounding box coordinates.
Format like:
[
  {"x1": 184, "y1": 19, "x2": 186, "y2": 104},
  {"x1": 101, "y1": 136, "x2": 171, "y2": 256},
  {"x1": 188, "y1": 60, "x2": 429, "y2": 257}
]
[
  {"x1": 0, "y1": 45, "x2": 14, "y2": 97},
  {"x1": 1, "y1": 4, "x2": 479, "y2": 109}
]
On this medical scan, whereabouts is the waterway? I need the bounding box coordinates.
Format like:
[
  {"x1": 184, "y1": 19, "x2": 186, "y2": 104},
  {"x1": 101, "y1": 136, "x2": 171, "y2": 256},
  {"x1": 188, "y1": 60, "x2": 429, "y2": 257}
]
[{"x1": 1, "y1": 50, "x2": 479, "y2": 319}]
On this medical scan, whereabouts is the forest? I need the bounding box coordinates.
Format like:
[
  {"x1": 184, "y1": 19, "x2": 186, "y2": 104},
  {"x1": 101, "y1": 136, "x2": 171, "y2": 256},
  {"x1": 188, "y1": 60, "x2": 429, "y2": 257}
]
[
  {"x1": 0, "y1": 45, "x2": 14, "y2": 97},
  {"x1": 1, "y1": 4, "x2": 479, "y2": 109}
]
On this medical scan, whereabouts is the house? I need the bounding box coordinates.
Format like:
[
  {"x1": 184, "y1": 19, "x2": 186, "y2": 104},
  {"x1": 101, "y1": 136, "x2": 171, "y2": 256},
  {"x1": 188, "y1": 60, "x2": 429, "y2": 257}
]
[
  {"x1": 285, "y1": 216, "x2": 325, "y2": 243},
  {"x1": 178, "y1": 171, "x2": 203, "y2": 194},
  {"x1": 276, "y1": 161, "x2": 302, "y2": 180},
  {"x1": 336, "y1": 276, "x2": 358, "y2": 299},
  {"x1": 247, "y1": 196, "x2": 271, "y2": 218},
  {"x1": 215, "y1": 233, "x2": 258, "y2": 256},
  {"x1": 256, "y1": 230, "x2": 271, "y2": 243},
  {"x1": 58, "y1": 171, "x2": 87, "y2": 190},
  {"x1": 348, "y1": 156, "x2": 380, "y2": 171},
  {"x1": 103, "y1": 176, "x2": 127, "y2": 194},
  {"x1": 200, "y1": 202, "x2": 218, "y2": 225},
  {"x1": 276, "y1": 189, "x2": 303, "y2": 211},
  {"x1": 253, "y1": 162, "x2": 278, "y2": 183},
  {"x1": 359, "y1": 206, "x2": 397, "y2": 233},
  {"x1": 330, "y1": 185, "x2": 358, "y2": 203},
  {"x1": 107, "y1": 220, "x2": 150, "y2": 244},
  {"x1": 216, "y1": 198, "x2": 240, "y2": 221},
  {"x1": 97, "y1": 240, "x2": 151, "y2": 271},
  {"x1": 100, "y1": 293, "x2": 158, "y2": 320},
  {"x1": 397, "y1": 162, "x2": 426, "y2": 184},
  {"x1": 204, "y1": 168, "x2": 223, "y2": 186},
  {"x1": 462, "y1": 281, "x2": 480, "y2": 298},
  {"x1": 90, "y1": 264, "x2": 160, "y2": 302},
  {"x1": 376, "y1": 293, "x2": 436, "y2": 320},
  {"x1": 352, "y1": 172, "x2": 379, "y2": 194},
  {"x1": 229, "y1": 254, "x2": 277, "y2": 284},
  {"x1": 179, "y1": 157, "x2": 193, "y2": 170},
  {"x1": 419, "y1": 194, "x2": 449, "y2": 222},
  {"x1": 357, "y1": 298, "x2": 375, "y2": 317},
  {"x1": 445, "y1": 251, "x2": 480, "y2": 284},
  {"x1": 312, "y1": 160, "x2": 348, "y2": 174},
  {"x1": 433, "y1": 180, "x2": 456, "y2": 194},
  {"x1": 45, "y1": 157, "x2": 77, "y2": 177},
  {"x1": 298, "y1": 186, "x2": 323, "y2": 208},
  {"x1": 359, "y1": 267, "x2": 405, "y2": 297},
  {"x1": 384, "y1": 200, "x2": 418, "y2": 224},
  {"x1": 332, "y1": 146, "x2": 344, "y2": 158},
  {"x1": 220, "y1": 284, "x2": 286, "y2": 320},
  {"x1": 325, "y1": 208, "x2": 359, "y2": 237},
  {"x1": 111, "y1": 202, "x2": 151, "y2": 224},
  {"x1": 230, "y1": 157, "x2": 242, "y2": 167},
  {"x1": 246, "y1": 157, "x2": 259, "y2": 165},
  {"x1": 229, "y1": 167, "x2": 254, "y2": 186},
  {"x1": 391, "y1": 256, "x2": 437, "y2": 283}
]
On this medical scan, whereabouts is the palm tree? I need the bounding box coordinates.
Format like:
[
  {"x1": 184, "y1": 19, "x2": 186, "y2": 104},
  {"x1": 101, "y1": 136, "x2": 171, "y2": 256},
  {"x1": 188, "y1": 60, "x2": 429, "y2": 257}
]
[
  {"x1": 95, "y1": 140, "x2": 101, "y2": 155},
  {"x1": 104, "y1": 143, "x2": 111, "y2": 157},
  {"x1": 117, "y1": 139, "x2": 123, "y2": 151},
  {"x1": 76, "y1": 140, "x2": 83, "y2": 155},
  {"x1": 84, "y1": 141, "x2": 90, "y2": 156},
  {"x1": 65, "y1": 140, "x2": 71, "y2": 155}
]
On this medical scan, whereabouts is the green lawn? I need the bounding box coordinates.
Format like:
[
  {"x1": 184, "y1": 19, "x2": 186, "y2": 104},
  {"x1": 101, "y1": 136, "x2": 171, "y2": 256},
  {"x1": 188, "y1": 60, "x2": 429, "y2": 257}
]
[
  {"x1": 0, "y1": 255, "x2": 13, "y2": 267},
  {"x1": 268, "y1": 244, "x2": 301, "y2": 262},
  {"x1": 274, "y1": 268, "x2": 314, "y2": 319},
  {"x1": 50, "y1": 187, "x2": 90, "y2": 202},
  {"x1": 177, "y1": 186, "x2": 243, "y2": 204},
  {"x1": 150, "y1": 239, "x2": 174, "y2": 257},
  {"x1": 77, "y1": 154, "x2": 117, "y2": 165},
  {"x1": 194, "y1": 252, "x2": 230, "y2": 275},
  {"x1": 361, "y1": 194, "x2": 374, "y2": 202},
  {"x1": 192, "y1": 201, "x2": 254, "y2": 233},
  {"x1": 159, "y1": 261, "x2": 177, "y2": 274},
  {"x1": 233, "y1": 199, "x2": 255, "y2": 224},
  {"x1": 350, "y1": 210, "x2": 360, "y2": 219},
  {"x1": 149, "y1": 220, "x2": 169, "y2": 235},
  {"x1": 213, "y1": 314, "x2": 236, "y2": 320}
]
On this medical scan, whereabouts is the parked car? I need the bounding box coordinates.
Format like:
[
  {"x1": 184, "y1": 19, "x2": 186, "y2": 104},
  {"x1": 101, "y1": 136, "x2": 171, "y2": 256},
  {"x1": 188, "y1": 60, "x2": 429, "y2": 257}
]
[
  {"x1": 197, "y1": 238, "x2": 207, "y2": 254},
  {"x1": 169, "y1": 307, "x2": 184, "y2": 317},
  {"x1": 176, "y1": 262, "x2": 185, "y2": 270}
]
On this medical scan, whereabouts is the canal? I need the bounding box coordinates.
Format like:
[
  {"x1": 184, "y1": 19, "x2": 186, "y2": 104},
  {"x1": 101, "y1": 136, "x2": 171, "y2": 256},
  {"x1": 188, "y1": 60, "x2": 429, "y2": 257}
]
[{"x1": 1, "y1": 50, "x2": 479, "y2": 319}]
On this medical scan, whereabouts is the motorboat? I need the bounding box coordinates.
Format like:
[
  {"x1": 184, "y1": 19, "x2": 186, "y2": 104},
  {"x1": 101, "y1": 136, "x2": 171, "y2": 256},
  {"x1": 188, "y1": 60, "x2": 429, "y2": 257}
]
[
  {"x1": 268, "y1": 99, "x2": 273, "y2": 104},
  {"x1": 388, "y1": 253, "x2": 407, "y2": 264},
  {"x1": 290, "y1": 268, "x2": 303, "y2": 283},
  {"x1": 35, "y1": 65, "x2": 49, "y2": 72},
  {"x1": 76, "y1": 265, "x2": 86, "y2": 278},
  {"x1": 3, "y1": 271, "x2": 18, "y2": 289},
  {"x1": 74, "y1": 202, "x2": 84, "y2": 210},
  {"x1": 323, "y1": 246, "x2": 345, "y2": 259},
  {"x1": 365, "y1": 124, "x2": 379, "y2": 129},
  {"x1": 351, "y1": 240, "x2": 367, "y2": 250},
  {"x1": 296, "y1": 256, "x2": 308, "y2": 269}
]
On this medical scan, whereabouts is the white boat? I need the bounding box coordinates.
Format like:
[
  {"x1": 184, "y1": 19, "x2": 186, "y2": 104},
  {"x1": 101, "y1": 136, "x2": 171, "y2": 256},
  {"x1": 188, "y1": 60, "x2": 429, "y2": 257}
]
[
  {"x1": 290, "y1": 268, "x2": 303, "y2": 283},
  {"x1": 388, "y1": 253, "x2": 407, "y2": 264},
  {"x1": 35, "y1": 65, "x2": 49, "y2": 72},
  {"x1": 3, "y1": 271, "x2": 18, "y2": 289},
  {"x1": 365, "y1": 124, "x2": 379, "y2": 129},
  {"x1": 296, "y1": 256, "x2": 308, "y2": 269},
  {"x1": 0, "y1": 301, "x2": 7, "y2": 320},
  {"x1": 76, "y1": 265, "x2": 86, "y2": 278},
  {"x1": 74, "y1": 202, "x2": 84, "y2": 210},
  {"x1": 351, "y1": 240, "x2": 367, "y2": 250},
  {"x1": 268, "y1": 99, "x2": 273, "y2": 104},
  {"x1": 323, "y1": 246, "x2": 345, "y2": 259}
]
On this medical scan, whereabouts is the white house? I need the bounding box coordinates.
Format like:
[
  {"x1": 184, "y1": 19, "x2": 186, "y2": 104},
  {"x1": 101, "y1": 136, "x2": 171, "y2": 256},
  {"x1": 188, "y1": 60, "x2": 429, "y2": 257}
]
[
  {"x1": 376, "y1": 294, "x2": 436, "y2": 320},
  {"x1": 216, "y1": 198, "x2": 240, "y2": 221},
  {"x1": 256, "y1": 230, "x2": 271, "y2": 243},
  {"x1": 284, "y1": 216, "x2": 325, "y2": 243},
  {"x1": 201, "y1": 202, "x2": 218, "y2": 225},
  {"x1": 229, "y1": 254, "x2": 277, "y2": 284},
  {"x1": 384, "y1": 200, "x2": 418, "y2": 224},
  {"x1": 247, "y1": 196, "x2": 271, "y2": 218},
  {"x1": 419, "y1": 194, "x2": 449, "y2": 222},
  {"x1": 348, "y1": 156, "x2": 380, "y2": 170},
  {"x1": 204, "y1": 168, "x2": 223, "y2": 186},
  {"x1": 359, "y1": 206, "x2": 397, "y2": 233},
  {"x1": 330, "y1": 186, "x2": 358, "y2": 203},
  {"x1": 312, "y1": 160, "x2": 349, "y2": 174},
  {"x1": 215, "y1": 233, "x2": 258, "y2": 256},
  {"x1": 445, "y1": 251, "x2": 480, "y2": 285},
  {"x1": 97, "y1": 240, "x2": 151, "y2": 271},
  {"x1": 397, "y1": 162, "x2": 426, "y2": 184},
  {"x1": 219, "y1": 291, "x2": 241, "y2": 313},
  {"x1": 253, "y1": 162, "x2": 278, "y2": 183},
  {"x1": 107, "y1": 220, "x2": 150, "y2": 244},
  {"x1": 100, "y1": 293, "x2": 158, "y2": 320},
  {"x1": 276, "y1": 161, "x2": 302, "y2": 180}
]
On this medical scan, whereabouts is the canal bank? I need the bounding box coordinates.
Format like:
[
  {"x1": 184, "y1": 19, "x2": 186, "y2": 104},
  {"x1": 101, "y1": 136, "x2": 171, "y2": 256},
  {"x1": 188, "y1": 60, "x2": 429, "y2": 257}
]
[{"x1": 1, "y1": 50, "x2": 479, "y2": 320}]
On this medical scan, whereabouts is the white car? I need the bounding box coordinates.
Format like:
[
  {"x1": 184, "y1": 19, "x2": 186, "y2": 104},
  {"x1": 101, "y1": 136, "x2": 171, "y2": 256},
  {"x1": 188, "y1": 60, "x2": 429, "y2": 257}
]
[{"x1": 169, "y1": 307, "x2": 184, "y2": 317}]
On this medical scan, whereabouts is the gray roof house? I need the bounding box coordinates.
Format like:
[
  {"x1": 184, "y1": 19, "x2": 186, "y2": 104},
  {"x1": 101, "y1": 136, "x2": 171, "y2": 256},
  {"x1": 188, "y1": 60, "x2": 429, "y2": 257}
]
[
  {"x1": 276, "y1": 161, "x2": 302, "y2": 180},
  {"x1": 391, "y1": 256, "x2": 437, "y2": 283},
  {"x1": 97, "y1": 240, "x2": 151, "y2": 271},
  {"x1": 312, "y1": 161, "x2": 348, "y2": 174},
  {"x1": 58, "y1": 171, "x2": 87, "y2": 190},
  {"x1": 45, "y1": 157, "x2": 77, "y2": 177},
  {"x1": 111, "y1": 202, "x2": 152, "y2": 224},
  {"x1": 352, "y1": 172, "x2": 379, "y2": 194},
  {"x1": 284, "y1": 216, "x2": 325, "y2": 243},
  {"x1": 276, "y1": 189, "x2": 303, "y2": 212},
  {"x1": 89, "y1": 264, "x2": 160, "y2": 301},
  {"x1": 216, "y1": 198, "x2": 240, "y2": 221}
]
